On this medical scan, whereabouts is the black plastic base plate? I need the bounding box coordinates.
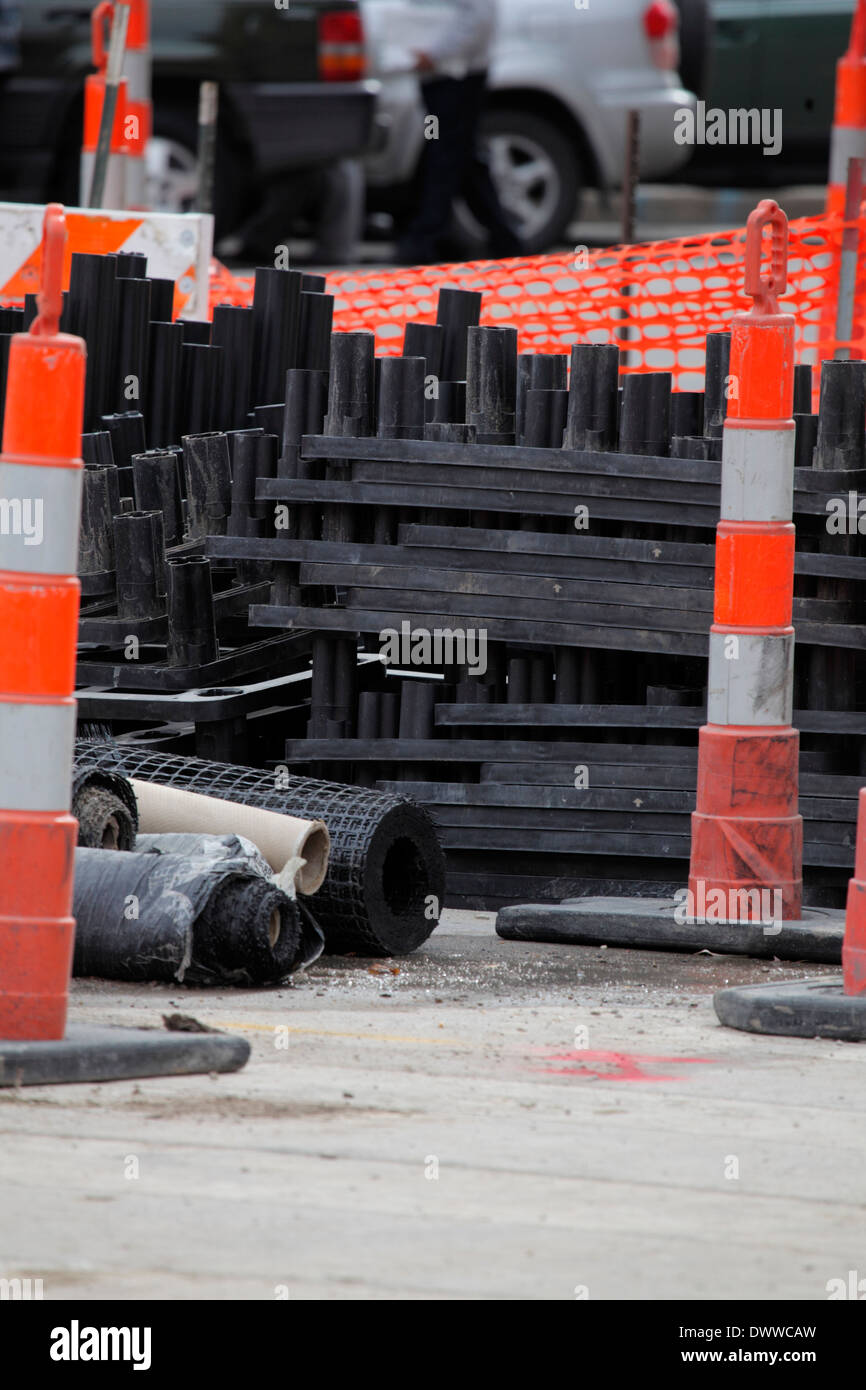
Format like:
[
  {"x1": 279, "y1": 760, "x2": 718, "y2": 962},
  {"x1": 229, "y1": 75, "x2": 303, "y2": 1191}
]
[
  {"x1": 495, "y1": 896, "x2": 845, "y2": 963},
  {"x1": 714, "y1": 978, "x2": 866, "y2": 1040},
  {"x1": 0, "y1": 1023, "x2": 250, "y2": 1087}
]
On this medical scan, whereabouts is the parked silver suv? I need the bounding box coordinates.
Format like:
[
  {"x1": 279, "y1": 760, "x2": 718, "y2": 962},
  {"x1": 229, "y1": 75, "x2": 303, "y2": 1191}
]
[{"x1": 362, "y1": 0, "x2": 699, "y2": 251}]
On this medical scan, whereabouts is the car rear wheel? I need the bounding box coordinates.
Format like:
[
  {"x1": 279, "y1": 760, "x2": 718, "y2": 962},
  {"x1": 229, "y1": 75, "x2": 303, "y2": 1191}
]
[
  {"x1": 452, "y1": 107, "x2": 582, "y2": 256},
  {"x1": 148, "y1": 103, "x2": 248, "y2": 238}
]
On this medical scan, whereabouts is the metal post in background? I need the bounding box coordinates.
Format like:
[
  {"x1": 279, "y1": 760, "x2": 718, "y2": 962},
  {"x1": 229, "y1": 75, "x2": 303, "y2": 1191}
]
[{"x1": 196, "y1": 82, "x2": 220, "y2": 217}]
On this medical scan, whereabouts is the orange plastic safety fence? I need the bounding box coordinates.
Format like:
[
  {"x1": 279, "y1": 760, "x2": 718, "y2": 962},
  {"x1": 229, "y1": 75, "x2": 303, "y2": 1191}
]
[{"x1": 210, "y1": 212, "x2": 866, "y2": 395}]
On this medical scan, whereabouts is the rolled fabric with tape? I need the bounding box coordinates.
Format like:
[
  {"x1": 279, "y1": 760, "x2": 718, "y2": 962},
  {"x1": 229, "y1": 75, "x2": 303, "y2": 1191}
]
[{"x1": 130, "y1": 779, "x2": 330, "y2": 896}]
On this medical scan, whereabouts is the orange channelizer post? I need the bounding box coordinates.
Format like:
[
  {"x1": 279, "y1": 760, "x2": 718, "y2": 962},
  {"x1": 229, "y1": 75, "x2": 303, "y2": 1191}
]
[
  {"x1": 827, "y1": 0, "x2": 866, "y2": 214},
  {"x1": 0, "y1": 205, "x2": 85, "y2": 1041},
  {"x1": 688, "y1": 200, "x2": 803, "y2": 925},
  {"x1": 80, "y1": 2, "x2": 130, "y2": 209},
  {"x1": 122, "y1": 1, "x2": 152, "y2": 209},
  {"x1": 843, "y1": 789, "x2": 866, "y2": 994}
]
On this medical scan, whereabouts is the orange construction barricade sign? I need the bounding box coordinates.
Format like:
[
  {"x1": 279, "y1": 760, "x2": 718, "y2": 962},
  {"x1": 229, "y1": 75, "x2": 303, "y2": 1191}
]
[{"x1": 0, "y1": 203, "x2": 213, "y2": 320}]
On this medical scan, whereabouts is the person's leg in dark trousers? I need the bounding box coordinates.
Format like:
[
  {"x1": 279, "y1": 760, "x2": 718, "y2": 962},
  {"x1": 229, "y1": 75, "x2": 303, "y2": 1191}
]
[
  {"x1": 457, "y1": 72, "x2": 522, "y2": 258},
  {"x1": 395, "y1": 77, "x2": 474, "y2": 264}
]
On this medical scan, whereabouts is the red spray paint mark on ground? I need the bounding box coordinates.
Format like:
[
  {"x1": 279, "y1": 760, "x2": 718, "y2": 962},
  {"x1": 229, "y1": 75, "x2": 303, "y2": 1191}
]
[{"x1": 536, "y1": 1050, "x2": 716, "y2": 1082}]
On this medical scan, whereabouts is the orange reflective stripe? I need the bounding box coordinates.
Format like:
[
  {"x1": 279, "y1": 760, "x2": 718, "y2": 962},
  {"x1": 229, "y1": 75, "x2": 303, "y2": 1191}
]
[
  {"x1": 1, "y1": 335, "x2": 86, "y2": 460},
  {"x1": 83, "y1": 75, "x2": 129, "y2": 154},
  {"x1": 713, "y1": 522, "x2": 795, "y2": 628},
  {"x1": 727, "y1": 316, "x2": 795, "y2": 422},
  {"x1": 0, "y1": 574, "x2": 80, "y2": 696}
]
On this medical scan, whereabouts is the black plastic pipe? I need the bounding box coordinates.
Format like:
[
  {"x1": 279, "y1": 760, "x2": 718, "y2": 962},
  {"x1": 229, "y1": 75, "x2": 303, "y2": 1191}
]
[
  {"x1": 183, "y1": 431, "x2": 233, "y2": 539},
  {"x1": 436, "y1": 287, "x2": 482, "y2": 380},
  {"x1": 211, "y1": 303, "x2": 254, "y2": 429},
  {"x1": 564, "y1": 343, "x2": 619, "y2": 451},
  {"x1": 132, "y1": 448, "x2": 184, "y2": 546},
  {"x1": 166, "y1": 555, "x2": 218, "y2": 666},
  {"x1": 114, "y1": 509, "x2": 166, "y2": 618},
  {"x1": 145, "y1": 320, "x2": 183, "y2": 449}
]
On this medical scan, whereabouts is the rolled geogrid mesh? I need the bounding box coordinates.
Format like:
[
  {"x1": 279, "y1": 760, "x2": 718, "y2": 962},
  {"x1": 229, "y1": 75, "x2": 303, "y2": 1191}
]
[
  {"x1": 76, "y1": 743, "x2": 446, "y2": 956},
  {"x1": 72, "y1": 762, "x2": 139, "y2": 851},
  {"x1": 71, "y1": 844, "x2": 310, "y2": 987}
]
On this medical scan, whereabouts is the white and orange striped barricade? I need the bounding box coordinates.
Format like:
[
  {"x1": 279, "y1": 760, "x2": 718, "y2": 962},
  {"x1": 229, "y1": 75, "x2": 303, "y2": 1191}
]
[{"x1": 0, "y1": 202, "x2": 213, "y2": 322}]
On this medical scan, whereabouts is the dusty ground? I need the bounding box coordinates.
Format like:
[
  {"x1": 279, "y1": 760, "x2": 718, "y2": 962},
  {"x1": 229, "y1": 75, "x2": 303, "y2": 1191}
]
[{"x1": 0, "y1": 909, "x2": 863, "y2": 1301}]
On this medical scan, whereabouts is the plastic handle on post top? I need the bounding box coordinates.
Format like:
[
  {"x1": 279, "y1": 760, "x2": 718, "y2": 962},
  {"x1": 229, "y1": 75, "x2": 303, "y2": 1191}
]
[
  {"x1": 92, "y1": 0, "x2": 115, "y2": 74},
  {"x1": 31, "y1": 204, "x2": 66, "y2": 340},
  {"x1": 743, "y1": 199, "x2": 788, "y2": 315}
]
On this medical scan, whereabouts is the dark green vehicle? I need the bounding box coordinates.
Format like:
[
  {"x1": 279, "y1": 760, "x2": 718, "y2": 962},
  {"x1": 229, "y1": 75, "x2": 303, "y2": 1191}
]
[
  {"x1": 0, "y1": 0, "x2": 378, "y2": 235},
  {"x1": 685, "y1": 0, "x2": 855, "y2": 183}
]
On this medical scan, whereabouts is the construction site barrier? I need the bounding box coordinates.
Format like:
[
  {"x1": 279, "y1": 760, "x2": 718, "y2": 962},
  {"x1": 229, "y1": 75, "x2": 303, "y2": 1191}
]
[
  {"x1": 207, "y1": 210, "x2": 866, "y2": 393},
  {"x1": 81, "y1": 2, "x2": 130, "y2": 211},
  {"x1": 0, "y1": 205, "x2": 85, "y2": 1040},
  {"x1": 0, "y1": 203, "x2": 213, "y2": 320},
  {"x1": 843, "y1": 788, "x2": 866, "y2": 995},
  {"x1": 827, "y1": 0, "x2": 866, "y2": 215},
  {"x1": 715, "y1": 786, "x2": 866, "y2": 1037},
  {"x1": 118, "y1": 0, "x2": 152, "y2": 210},
  {"x1": 688, "y1": 200, "x2": 802, "y2": 923}
]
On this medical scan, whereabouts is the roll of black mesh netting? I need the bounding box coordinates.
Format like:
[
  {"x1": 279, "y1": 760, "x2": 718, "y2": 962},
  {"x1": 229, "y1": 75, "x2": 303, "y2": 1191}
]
[
  {"x1": 76, "y1": 743, "x2": 446, "y2": 955},
  {"x1": 72, "y1": 763, "x2": 139, "y2": 851},
  {"x1": 72, "y1": 845, "x2": 310, "y2": 986}
]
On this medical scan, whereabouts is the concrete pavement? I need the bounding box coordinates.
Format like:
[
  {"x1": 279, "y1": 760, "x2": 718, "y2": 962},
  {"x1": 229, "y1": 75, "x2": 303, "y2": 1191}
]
[{"x1": 0, "y1": 910, "x2": 863, "y2": 1301}]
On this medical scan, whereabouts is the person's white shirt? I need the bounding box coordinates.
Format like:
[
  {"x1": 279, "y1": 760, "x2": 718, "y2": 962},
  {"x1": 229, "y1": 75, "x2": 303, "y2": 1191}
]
[{"x1": 422, "y1": 0, "x2": 497, "y2": 79}]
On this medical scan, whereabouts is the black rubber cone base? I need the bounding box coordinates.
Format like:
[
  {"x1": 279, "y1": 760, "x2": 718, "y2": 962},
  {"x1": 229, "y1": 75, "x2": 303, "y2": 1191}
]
[
  {"x1": 495, "y1": 896, "x2": 845, "y2": 963},
  {"x1": 714, "y1": 978, "x2": 866, "y2": 1040},
  {"x1": 0, "y1": 1024, "x2": 250, "y2": 1087}
]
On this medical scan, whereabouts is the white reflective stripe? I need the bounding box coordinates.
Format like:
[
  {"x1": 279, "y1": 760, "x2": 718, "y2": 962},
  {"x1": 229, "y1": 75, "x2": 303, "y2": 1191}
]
[
  {"x1": 829, "y1": 125, "x2": 866, "y2": 185},
  {"x1": 123, "y1": 49, "x2": 152, "y2": 102},
  {"x1": 707, "y1": 630, "x2": 794, "y2": 726},
  {"x1": 79, "y1": 152, "x2": 128, "y2": 209},
  {"x1": 124, "y1": 158, "x2": 147, "y2": 209},
  {"x1": 0, "y1": 461, "x2": 82, "y2": 576},
  {"x1": 720, "y1": 425, "x2": 794, "y2": 522},
  {"x1": 0, "y1": 701, "x2": 76, "y2": 811}
]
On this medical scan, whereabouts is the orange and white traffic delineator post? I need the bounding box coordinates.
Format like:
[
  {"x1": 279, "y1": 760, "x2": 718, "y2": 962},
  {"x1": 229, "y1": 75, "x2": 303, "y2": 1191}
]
[
  {"x1": 81, "y1": 1, "x2": 130, "y2": 210},
  {"x1": 120, "y1": 0, "x2": 152, "y2": 209},
  {"x1": 0, "y1": 211, "x2": 251, "y2": 1079},
  {"x1": 0, "y1": 204, "x2": 84, "y2": 1041},
  {"x1": 715, "y1": 786, "x2": 866, "y2": 1037},
  {"x1": 496, "y1": 198, "x2": 846, "y2": 962},
  {"x1": 688, "y1": 200, "x2": 802, "y2": 925},
  {"x1": 842, "y1": 788, "x2": 866, "y2": 995},
  {"x1": 827, "y1": 0, "x2": 866, "y2": 215}
]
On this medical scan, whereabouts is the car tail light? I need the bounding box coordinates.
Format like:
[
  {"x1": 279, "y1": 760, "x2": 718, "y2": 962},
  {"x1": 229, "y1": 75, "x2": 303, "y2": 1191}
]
[
  {"x1": 643, "y1": 0, "x2": 680, "y2": 71},
  {"x1": 318, "y1": 10, "x2": 366, "y2": 82}
]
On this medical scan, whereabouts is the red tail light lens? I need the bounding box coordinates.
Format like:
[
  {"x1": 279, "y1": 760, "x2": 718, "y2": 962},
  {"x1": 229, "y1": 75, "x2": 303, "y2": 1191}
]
[
  {"x1": 644, "y1": 0, "x2": 677, "y2": 39},
  {"x1": 319, "y1": 10, "x2": 366, "y2": 82},
  {"x1": 643, "y1": 0, "x2": 680, "y2": 70}
]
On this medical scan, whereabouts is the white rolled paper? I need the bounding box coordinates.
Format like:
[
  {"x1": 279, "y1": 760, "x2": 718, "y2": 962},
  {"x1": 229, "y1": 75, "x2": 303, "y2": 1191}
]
[{"x1": 130, "y1": 780, "x2": 330, "y2": 896}]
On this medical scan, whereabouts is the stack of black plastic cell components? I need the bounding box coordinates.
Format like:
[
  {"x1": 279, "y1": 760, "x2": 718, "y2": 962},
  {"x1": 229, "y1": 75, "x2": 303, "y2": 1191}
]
[
  {"x1": 30, "y1": 250, "x2": 864, "y2": 913},
  {"x1": 35, "y1": 253, "x2": 340, "y2": 764}
]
